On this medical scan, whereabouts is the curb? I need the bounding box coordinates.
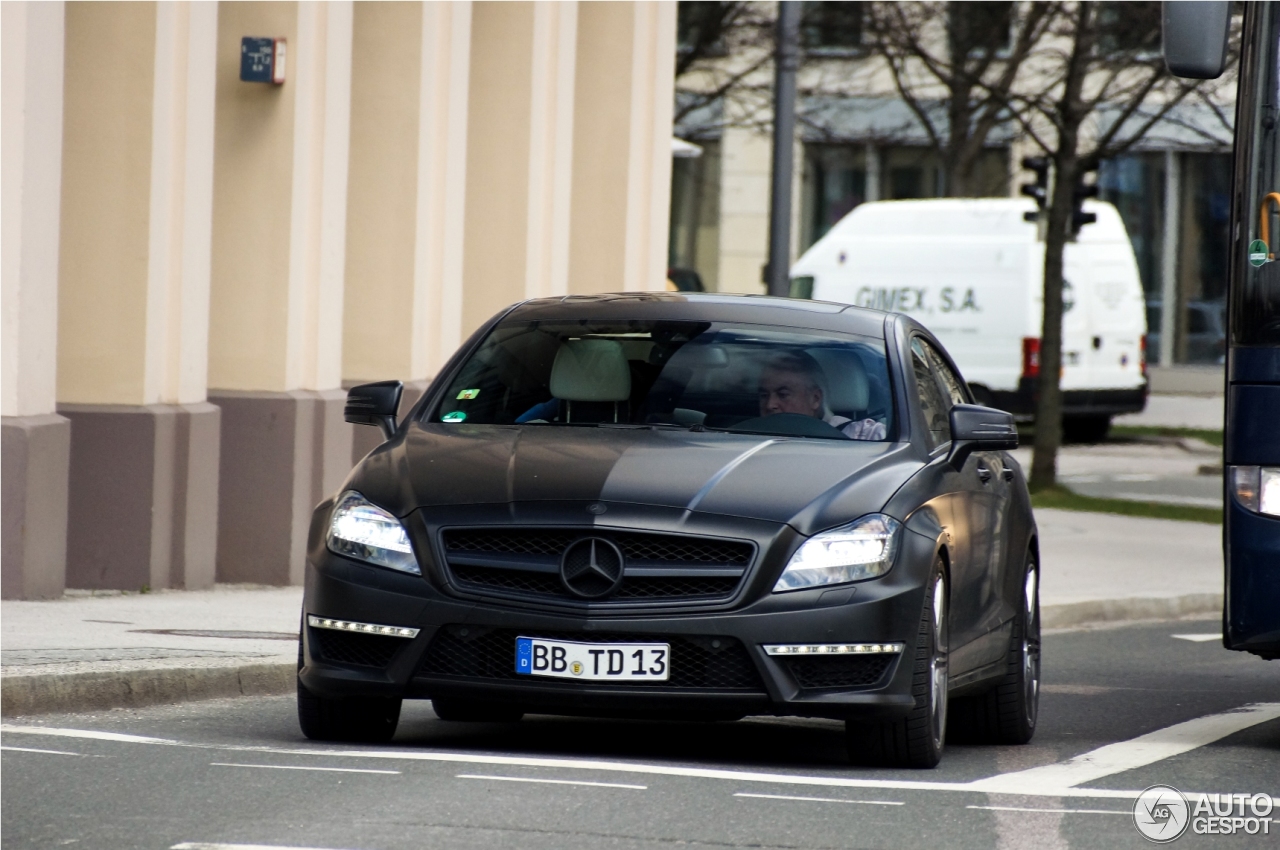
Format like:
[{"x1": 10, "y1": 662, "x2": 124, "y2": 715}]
[
  {"x1": 1040, "y1": 593, "x2": 1222, "y2": 630},
  {"x1": 1, "y1": 662, "x2": 294, "y2": 718},
  {"x1": 0, "y1": 594, "x2": 1224, "y2": 717}
]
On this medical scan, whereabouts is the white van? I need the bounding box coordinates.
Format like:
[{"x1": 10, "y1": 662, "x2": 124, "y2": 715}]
[{"x1": 790, "y1": 198, "x2": 1148, "y2": 440}]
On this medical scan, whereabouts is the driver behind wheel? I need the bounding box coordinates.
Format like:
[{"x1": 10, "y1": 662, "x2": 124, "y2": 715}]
[{"x1": 757, "y1": 351, "x2": 886, "y2": 440}]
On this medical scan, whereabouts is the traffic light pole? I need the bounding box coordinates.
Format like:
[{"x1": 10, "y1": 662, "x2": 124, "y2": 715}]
[{"x1": 766, "y1": 1, "x2": 801, "y2": 298}]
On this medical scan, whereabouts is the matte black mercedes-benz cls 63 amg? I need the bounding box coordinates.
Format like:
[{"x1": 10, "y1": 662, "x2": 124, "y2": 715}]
[{"x1": 298, "y1": 293, "x2": 1040, "y2": 768}]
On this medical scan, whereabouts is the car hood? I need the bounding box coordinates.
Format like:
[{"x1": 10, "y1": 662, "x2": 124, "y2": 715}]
[{"x1": 351, "y1": 423, "x2": 925, "y2": 531}]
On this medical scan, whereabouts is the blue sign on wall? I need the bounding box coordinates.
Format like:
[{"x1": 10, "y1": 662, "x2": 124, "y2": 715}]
[{"x1": 240, "y1": 37, "x2": 276, "y2": 83}]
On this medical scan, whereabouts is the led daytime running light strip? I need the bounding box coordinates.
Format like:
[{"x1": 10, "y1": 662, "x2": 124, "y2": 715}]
[
  {"x1": 764, "y1": 642, "x2": 904, "y2": 656},
  {"x1": 307, "y1": 615, "x2": 418, "y2": 639}
]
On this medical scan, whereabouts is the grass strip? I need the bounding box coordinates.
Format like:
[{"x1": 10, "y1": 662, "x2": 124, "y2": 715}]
[
  {"x1": 1109, "y1": 425, "x2": 1224, "y2": 447},
  {"x1": 1031, "y1": 486, "x2": 1222, "y2": 524}
]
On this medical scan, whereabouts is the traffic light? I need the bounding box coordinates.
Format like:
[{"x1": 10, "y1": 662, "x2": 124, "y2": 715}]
[
  {"x1": 1071, "y1": 172, "x2": 1099, "y2": 234},
  {"x1": 1020, "y1": 156, "x2": 1050, "y2": 222}
]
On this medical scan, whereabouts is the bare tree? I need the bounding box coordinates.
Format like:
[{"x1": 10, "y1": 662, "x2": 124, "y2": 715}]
[
  {"x1": 674, "y1": 2, "x2": 776, "y2": 129},
  {"x1": 988, "y1": 1, "x2": 1235, "y2": 490},
  {"x1": 854, "y1": 1, "x2": 1060, "y2": 196}
]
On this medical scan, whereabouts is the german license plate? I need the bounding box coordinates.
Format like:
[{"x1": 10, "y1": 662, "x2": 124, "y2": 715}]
[{"x1": 515, "y1": 637, "x2": 670, "y2": 681}]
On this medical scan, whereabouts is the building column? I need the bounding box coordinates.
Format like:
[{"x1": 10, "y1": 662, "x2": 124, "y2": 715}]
[
  {"x1": 344, "y1": 1, "x2": 471, "y2": 464},
  {"x1": 208, "y1": 1, "x2": 354, "y2": 585},
  {"x1": 1159, "y1": 149, "x2": 1181, "y2": 367},
  {"x1": 568, "y1": 1, "x2": 676, "y2": 296},
  {"x1": 716, "y1": 126, "x2": 773, "y2": 294},
  {"x1": 54, "y1": 1, "x2": 220, "y2": 592},
  {"x1": 2, "y1": 1, "x2": 70, "y2": 600},
  {"x1": 459, "y1": 1, "x2": 578, "y2": 337}
]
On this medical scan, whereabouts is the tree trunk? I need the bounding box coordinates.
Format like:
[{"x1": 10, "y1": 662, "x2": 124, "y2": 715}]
[
  {"x1": 1029, "y1": 2, "x2": 1093, "y2": 492},
  {"x1": 1029, "y1": 150, "x2": 1078, "y2": 491}
]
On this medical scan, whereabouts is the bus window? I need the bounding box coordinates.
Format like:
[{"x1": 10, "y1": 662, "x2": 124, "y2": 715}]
[{"x1": 1234, "y1": 7, "x2": 1280, "y2": 346}]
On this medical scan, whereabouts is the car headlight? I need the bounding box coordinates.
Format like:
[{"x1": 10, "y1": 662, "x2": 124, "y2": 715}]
[
  {"x1": 327, "y1": 491, "x2": 420, "y2": 574},
  {"x1": 773, "y1": 514, "x2": 902, "y2": 592},
  {"x1": 1231, "y1": 466, "x2": 1280, "y2": 518}
]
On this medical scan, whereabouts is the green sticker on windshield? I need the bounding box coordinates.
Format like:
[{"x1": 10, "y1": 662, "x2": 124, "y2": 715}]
[
  {"x1": 456, "y1": 388, "x2": 480, "y2": 400},
  {"x1": 1249, "y1": 240, "x2": 1271, "y2": 268},
  {"x1": 442, "y1": 411, "x2": 467, "y2": 423}
]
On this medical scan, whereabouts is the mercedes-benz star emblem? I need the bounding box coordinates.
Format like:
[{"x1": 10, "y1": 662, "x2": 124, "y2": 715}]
[{"x1": 560, "y1": 537, "x2": 625, "y2": 599}]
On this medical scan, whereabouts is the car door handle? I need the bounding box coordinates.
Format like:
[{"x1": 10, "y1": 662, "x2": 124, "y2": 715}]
[
  {"x1": 1002, "y1": 468, "x2": 1015, "y2": 482},
  {"x1": 977, "y1": 466, "x2": 993, "y2": 483}
]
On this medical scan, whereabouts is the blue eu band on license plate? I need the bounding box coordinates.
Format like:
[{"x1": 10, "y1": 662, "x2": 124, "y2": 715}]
[{"x1": 515, "y1": 636, "x2": 670, "y2": 681}]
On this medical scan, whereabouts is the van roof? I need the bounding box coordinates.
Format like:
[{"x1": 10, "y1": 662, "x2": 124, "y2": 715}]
[{"x1": 824, "y1": 198, "x2": 1129, "y2": 244}]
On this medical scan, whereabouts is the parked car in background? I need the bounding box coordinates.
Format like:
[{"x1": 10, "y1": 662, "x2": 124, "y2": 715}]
[
  {"x1": 667, "y1": 267, "x2": 706, "y2": 292},
  {"x1": 791, "y1": 199, "x2": 1149, "y2": 443},
  {"x1": 1145, "y1": 299, "x2": 1227, "y2": 365},
  {"x1": 299, "y1": 293, "x2": 1040, "y2": 769}
]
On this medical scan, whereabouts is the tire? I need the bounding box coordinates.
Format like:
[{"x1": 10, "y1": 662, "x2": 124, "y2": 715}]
[
  {"x1": 296, "y1": 633, "x2": 402, "y2": 743},
  {"x1": 948, "y1": 550, "x2": 1040, "y2": 745},
  {"x1": 1062, "y1": 414, "x2": 1111, "y2": 443},
  {"x1": 431, "y1": 698, "x2": 525, "y2": 723},
  {"x1": 846, "y1": 556, "x2": 948, "y2": 769}
]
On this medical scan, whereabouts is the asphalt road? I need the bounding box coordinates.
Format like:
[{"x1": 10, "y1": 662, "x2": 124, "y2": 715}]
[{"x1": 4, "y1": 619, "x2": 1277, "y2": 850}]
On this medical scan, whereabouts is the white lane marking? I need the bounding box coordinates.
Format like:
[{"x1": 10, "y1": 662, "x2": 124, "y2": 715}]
[
  {"x1": 1, "y1": 745, "x2": 85, "y2": 756},
  {"x1": 172, "y1": 844, "x2": 361, "y2": 850},
  {"x1": 1172, "y1": 633, "x2": 1222, "y2": 642},
  {"x1": 968, "y1": 805, "x2": 1130, "y2": 816},
  {"x1": 1, "y1": 725, "x2": 175, "y2": 745},
  {"x1": 210, "y1": 762, "x2": 399, "y2": 775},
  {"x1": 458, "y1": 773, "x2": 646, "y2": 790},
  {"x1": 970, "y1": 702, "x2": 1280, "y2": 793},
  {"x1": 1112, "y1": 474, "x2": 1159, "y2": 482},
  {"x1": 10, "y1": 706, "x2": 1279, "y2": 803},
  {"x1": 735, "y1": 792, "x2": 903, "y2": 806}
]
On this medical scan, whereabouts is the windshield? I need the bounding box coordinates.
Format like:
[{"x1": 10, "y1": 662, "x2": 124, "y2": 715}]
[
  {"x1": 431, "y1": 319, "x2": 894, "y2": 441},
  {"x1": 1235, "y1": 4, "x2": 1280, "y2": 346}
]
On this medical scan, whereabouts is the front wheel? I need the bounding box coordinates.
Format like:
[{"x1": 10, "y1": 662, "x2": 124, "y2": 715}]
[
  {"x1": 297, "y1": 681, "x2": 402, "y2": 743},
  {"x1": 949, "y1": 549, "x2": 1040, "y2": 745},
  {"x1": 846, "y1": 556, "x2": 948, "y2": 769},
  {"x1": 296, "y1": 632, "x2": 401, "y2": 742}
]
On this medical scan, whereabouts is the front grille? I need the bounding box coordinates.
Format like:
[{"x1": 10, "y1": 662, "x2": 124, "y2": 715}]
[
  {"x1": 309, "y1": 627, "x2": 406, "y2": 668},
  {"x1": 441, "y1": 528, "x2": 754, "y2": 604},
  {"x1": 420, "y1": 625, "x2": 765, "y2": 691},
  {"x1": 784, "y1": 655, "x2": 895, "y2": 690}
]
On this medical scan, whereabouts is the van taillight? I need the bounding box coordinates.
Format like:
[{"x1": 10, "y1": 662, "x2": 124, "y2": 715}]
[
  {"x1": 1022, "y1": 337, "x2": 1041, "y2": 379},
  {"x1": 1140, "y1": 335, "x2": 1148, "y2": 378}
]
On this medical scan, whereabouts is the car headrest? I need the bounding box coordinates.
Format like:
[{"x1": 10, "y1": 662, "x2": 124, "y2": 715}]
[
  {"x1": 808, "y1": 349, "x2": 870, "y2": 413},
  {"x1": 549, "y1": 339, "x2": 632, "y2": 402}
]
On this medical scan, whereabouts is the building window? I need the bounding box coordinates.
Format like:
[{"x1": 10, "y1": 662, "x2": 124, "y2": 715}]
[
  {"x1": 1096, "y1": 2, "x2": 1161, "y2": 56},
  {"x1": 1099, "y1": 152, "x2": 1231, "y2": 365},
  {"x1": 677, "y1": 1, "x2": 730, "y2": 57},
  {"x1": 949, "y1": 1, "x2": 1013, "y2": 57},
  {"x1": 800, "y1": 2, "x2": 865, "y2": 53},
  {"x1": 802, "y1": 145, "x2": 867, "y2": 248},
  {"x1": 668, "y1": 140, "x2": 722, "y2": 291}
]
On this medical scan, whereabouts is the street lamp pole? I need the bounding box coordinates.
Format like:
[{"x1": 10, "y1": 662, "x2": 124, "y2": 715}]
[{"x1": 766, "y1": 1, "x2": 801, "y2": 298}]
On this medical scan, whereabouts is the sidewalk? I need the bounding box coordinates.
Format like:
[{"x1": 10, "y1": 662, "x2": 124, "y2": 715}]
[{"x1": 1, "y1": 510, "x2": 1223, "y2": 717}]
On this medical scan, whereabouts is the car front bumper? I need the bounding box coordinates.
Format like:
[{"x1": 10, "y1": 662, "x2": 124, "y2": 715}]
[{"x1": 299, "y1": 512, "x2": 941, "y2": 721}]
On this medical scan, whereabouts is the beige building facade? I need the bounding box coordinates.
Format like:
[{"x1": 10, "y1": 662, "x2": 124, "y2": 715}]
[{"x1": 1, "y1": 0, "x2": 677, "y2": 599}]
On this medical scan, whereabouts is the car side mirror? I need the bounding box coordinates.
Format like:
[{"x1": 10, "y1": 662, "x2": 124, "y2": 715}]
[
  {"x1": 947, "y1": 404, "x2": 1018, "y2": 471},
  {"x1": 345, "y1": 381, "x2": 404, "y2": 441}
]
